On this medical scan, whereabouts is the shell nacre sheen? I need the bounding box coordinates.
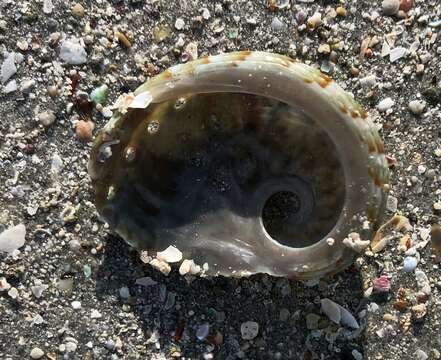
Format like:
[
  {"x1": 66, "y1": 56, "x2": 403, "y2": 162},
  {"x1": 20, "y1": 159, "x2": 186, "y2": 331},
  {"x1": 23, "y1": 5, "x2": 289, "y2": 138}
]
[{"x1": 89, "y1": 51, "x2": 389, "y2": 279}]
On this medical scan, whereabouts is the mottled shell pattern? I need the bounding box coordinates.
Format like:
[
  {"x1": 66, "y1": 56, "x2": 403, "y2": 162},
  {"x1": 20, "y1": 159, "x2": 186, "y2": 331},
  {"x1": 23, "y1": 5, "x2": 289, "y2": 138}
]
[{"x1": 89, "y1": 51, "x2": 390, "y2": 279}]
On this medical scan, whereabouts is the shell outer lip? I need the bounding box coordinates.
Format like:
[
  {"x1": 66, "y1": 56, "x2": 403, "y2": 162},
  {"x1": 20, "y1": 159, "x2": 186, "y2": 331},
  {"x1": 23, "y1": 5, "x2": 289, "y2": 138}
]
[{"x1": 89, "y1": 51, "x2": 390, "y2": 279}]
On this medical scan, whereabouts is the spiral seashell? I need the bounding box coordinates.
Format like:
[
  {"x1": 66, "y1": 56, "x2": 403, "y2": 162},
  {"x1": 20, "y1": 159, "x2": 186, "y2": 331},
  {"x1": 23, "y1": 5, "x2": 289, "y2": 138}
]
[{"x1": 89, "y1": 51, "x2": 389, "y2": 279}]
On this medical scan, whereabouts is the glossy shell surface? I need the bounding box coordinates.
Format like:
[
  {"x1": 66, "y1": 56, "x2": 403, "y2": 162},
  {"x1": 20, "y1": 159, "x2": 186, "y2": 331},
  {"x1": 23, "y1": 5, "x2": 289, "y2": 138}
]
[{"x1": 89, "y1": 51, "x2": 389, "y2": 279}]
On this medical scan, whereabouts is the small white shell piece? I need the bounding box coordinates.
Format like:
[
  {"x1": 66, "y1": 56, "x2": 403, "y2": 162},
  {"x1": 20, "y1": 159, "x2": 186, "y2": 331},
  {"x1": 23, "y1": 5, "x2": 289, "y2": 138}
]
[{"x1": 128, "y1": 91, "x2": 153, "y2": 109}]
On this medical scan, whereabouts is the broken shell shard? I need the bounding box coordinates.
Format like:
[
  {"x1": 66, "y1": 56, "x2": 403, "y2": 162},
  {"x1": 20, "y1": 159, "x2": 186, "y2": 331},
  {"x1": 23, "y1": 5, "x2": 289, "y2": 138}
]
[
  {"x1": 157, "y1": 245, "x2": 183, "y2": 263},
  {"x1": 89, "y1": 51, "x2": 389, "y2": 279}
]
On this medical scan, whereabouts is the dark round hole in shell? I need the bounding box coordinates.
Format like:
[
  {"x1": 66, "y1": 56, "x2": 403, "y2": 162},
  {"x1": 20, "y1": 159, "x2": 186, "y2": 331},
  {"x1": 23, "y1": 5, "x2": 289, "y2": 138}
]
[
  {"x1": 262, "y1": 191, "x2": 303, "y2": 238},
  {"x1": 91, "y1": 92, "x2": 346, "y2": 252},
  {"x1": 261, "y1": 180, "x2": 317, "y2": 248}
]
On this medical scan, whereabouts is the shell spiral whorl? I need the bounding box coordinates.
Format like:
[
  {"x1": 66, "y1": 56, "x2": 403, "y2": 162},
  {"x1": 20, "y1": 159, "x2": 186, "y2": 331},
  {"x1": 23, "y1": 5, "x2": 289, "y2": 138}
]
[{"x1": 89, "y1": 51, "x2": 389, "y2": 279}]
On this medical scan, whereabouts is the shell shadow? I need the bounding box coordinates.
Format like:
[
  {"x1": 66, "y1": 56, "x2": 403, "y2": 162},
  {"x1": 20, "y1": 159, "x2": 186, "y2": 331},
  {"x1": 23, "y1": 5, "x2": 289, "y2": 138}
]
[{"x1": 95, "y1": 235, "x2": 365, "y2": 359}]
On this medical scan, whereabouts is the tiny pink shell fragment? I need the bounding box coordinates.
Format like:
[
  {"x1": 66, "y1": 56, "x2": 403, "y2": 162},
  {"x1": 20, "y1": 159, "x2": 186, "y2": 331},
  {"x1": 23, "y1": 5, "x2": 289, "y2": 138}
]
[{"x1": 373, "y1": 275, "x2": 391, "y2": 292}]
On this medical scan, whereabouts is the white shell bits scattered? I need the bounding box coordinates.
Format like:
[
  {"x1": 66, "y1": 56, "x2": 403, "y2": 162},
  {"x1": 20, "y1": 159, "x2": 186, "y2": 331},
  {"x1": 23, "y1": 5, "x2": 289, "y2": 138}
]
[
  {"x1": 59, "y1": 38, "x2": 87, "y2": 65},
  {"x1": 377, "y1": 97, "x2": 395, "y2": 112},
  {"x1": 149, "y1": 258, "x2": 171, "y2": 275},
  {"x1": 1, "y1": 53, "x2": 17, "y2": 84},
  {"x1": 0, "y1": 224, "x2": 26, "y2": 253},
  {"x1": 342, "y1": 232, "x2": 370, "y2": 253},
  {"x1": 157, "y1": 245, "x2": 183, "y2": 263}
]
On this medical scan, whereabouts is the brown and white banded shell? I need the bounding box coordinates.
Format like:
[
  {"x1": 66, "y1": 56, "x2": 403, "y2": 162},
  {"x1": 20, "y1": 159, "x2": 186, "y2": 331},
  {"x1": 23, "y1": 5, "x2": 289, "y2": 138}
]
[{"x1": 89, "y1": 51, "x2": 389, "y2": 279}]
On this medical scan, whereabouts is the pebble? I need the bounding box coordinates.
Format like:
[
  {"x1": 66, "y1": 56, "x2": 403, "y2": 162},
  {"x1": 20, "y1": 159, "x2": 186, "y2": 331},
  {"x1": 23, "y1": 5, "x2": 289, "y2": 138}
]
[
  {"x1": 149, "y1": 258, "x2": 171, "y2": 275},
  {"x1": 403, "y1": 256, "x2": 418, "y2": 272},
  {"x1": 104, "y1": 339, "x2": 115, "y2": 350},
  {"x1": 51, "y1": 153, "x2": 63, "y2": 175},
  {"x1": 157, "y1": 245, "x2": 183, "y2": 263},
  {"x1": 411, "y1": 303, "x2": 427, "y2": 321},
  {"x1": 399, "y1": 0, "x2": 414, "y2": 12},
  {"x1": 183, "y1": 42, "x2": 198, "y2": 62},
  {"x1": 417, "y1": 165, "x2": 426, "y2": 175},
  {"x1": 164, "y1": 291, "x2": 176, "y2": 310},
  {"x1": 279, "y1": 308, "x2": 290, "y2": 322},
  {"x1": 359, "y1": 74, "x2": 377, "y2": 89},
  {"x1": 59, "y1": 38, "x2": 87, "y2": 65},
  {"x1": 382, "y1": 0, "x2": 400, "y2": 16},
  {"x1": 383, "y1": 313, "x2": 395, "y2": 321},
  {"x1": 1, "y1": 52, "x2": 17, "y2": 84},
  {"x1": 196, "y1": 323, "x2": 210, "y2": 340},
  {"x1": 83, "y1": 264, "x2": 92, "y2": 278},
  {"x1": 415, "y1": 270, "x2": 431, "y2": 295},
  {"x1": 318, "y1": 43, "x2": 331, "y2": 54},
  {"x1": 321, "y1": 298, "x2": 359, "y2": 329},
  {"x1": 0, "y1": 277, "x2": 11, "y2": 292},
  {"x1": 71, "y1": 300, "x2": 82, "y2": 309},
  {"x1": 30, "y1": 347, "x2": 44, "y2": 359},
  {"x1": 0, "y1": 223, "x2": 26, "y2": 253},
  {"x1": 390, "y1": 47, "x2": 407, "y2": 62},
  {"x1": 90, "y1": 85, "x2": 108, "y2": 105},
  {"x1": 65, "y1": 341, "x2": 78, "y2": 353},
  {"x1": 153, "y1": 24, "x2": 171, "y2": 42},
  {"x1": 296, "y1": 10, "x2": 307, "y2": 24},
  {"x1": 71, "y1": 3, "x2": 85, "y2": 17},
  {"x1": 178, "y1": 259, "x2": 192, "y2": 275},
  {"x1": 116, "y1": 31, "x2": 132, "y2": 48},
  {"x1": 32, "y1": 314, "x2": 44, "y2": 325},
  {"x1": 201, "y1": 8, "x2": 210, "y2": 20},
  {"x1": 43, "y1": 0, "x2": 54, "y2": 14},
  {"x1": 377, "y1": 97, "x2": 394, "y2": 112},
  {"x1": 135, "y1": 277, "x2": 157, "y2": 287},
  {"x1": 321, "y1": 298, "x2": 341, "y2": 323},
  {"x1": 326, "y1": 237, "x2": 335, "y2": 246},
  {"x1": 8, "y1": 287, "x2": 19, "y2": 299},
  {"x1": 307, "y1": 12, "x2": 322, "y2": 29},
  {"x1": 336, "y1": 6, "x2": 347, "y2": 17},
  {"x1": 415, "y1": 349, "x2": 429, "y2": 360},
  {"x1": 57, "y1": 278, "x2": 73, "y2": 291},
  {"x1": 31, "y1": 284, "x2": 48, "y2": 298},
  {"x1": 3, "y1": 80, "x2": 17, "y2": 93},
  {"x1": 20, "y1": 79, "x2": 36, "y2": 93},
  {"x1": 75, "y1": 120, "x2": 94, "y2": 142},
  {"x1": 91, "y1": 309, "x2": 102, "y2": 319},
  {"x1": 268, "y1": 0, "x2": 290, "y2": 9},
  {"x1": 306, "y1": 313, "x2": 320, "y2": 330},
  {"x1": 119, "y1": 287, "x2": 130, "y2": 299},
  {"x1": 270, "y1": 17, "x2": 285, "y2": 31},
  {"x1": 386, "y1": 195, "x2": 398, "y2": 212},
  {"x1": 431, "y1": 224, "x2": 441, "y2": 261},
  {"x1": 240, "y1": 321, "x2": 259, "y2": 340},
  {"x1": 408, "y1": 100, "x2": 426, "y2": 115},
  {"x1": 352, "y1": 350, "x2": 363, "y2": 360},
  {"x1": 38, "y1": 110, "x2": 56, "y2": 127},
  {"x1": 48, "y1": 85, "x2": 59, "y2": 97},
  {"x1": 373, "y1": 275, "x2": 391, "y2": 292},
  {"x1": 175, "y1": 18, "x2": 185, "y2": 30}
]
